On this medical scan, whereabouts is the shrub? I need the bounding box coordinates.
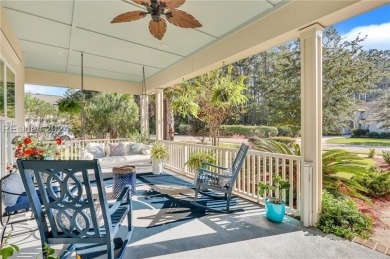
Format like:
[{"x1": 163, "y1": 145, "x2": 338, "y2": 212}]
[
  {"x1": 351, "y1": 129, "x2": 368, "y2": 138},
  {"x1": 356, "y1": 171, "x2": 390, "y2": 197},
  {"x1": 368, "y1": 148, "x2": 375, "y2": 158},
  {"x1": 178, "y1": 124, "x2": 192, "y2": 135},
  {"x1": 277, "y1": 126, "x2": 294, "y2": 137},
  {"x1": 380, "y1": 132, "x2": 390, "y2": 139},
  {"x1": 219, "y1": 125, "x2": 278, "y2": 138},
  {"x1": 365, "y1": 131, "x2": 380, "y2": 138},
  {"x1": 323, "y1": 130, "x2": 342, "y2": 136},
  {"x1": 317, "y1": 191, "x2": 372, "y2": 239},
  {"x1": 270, "y1": 137, "x2": 296, "y2": 147},
  {"x1": 383, "y1": 150, "x2": 390, "y2": 164}
]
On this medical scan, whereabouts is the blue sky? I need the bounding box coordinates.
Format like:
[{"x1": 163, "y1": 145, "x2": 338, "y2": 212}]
[
  {"x1": 335, "y1": 4, "x2": 390, "y2": 33},
  {"x1": 335, "y1": 3, "x2": 390, "y2": 51},
  {"x1": 25, "y1": 84, "x2": 69, "y2": 96},
  {"x1": 26, "y1": 4, "x2": 390, "y2": 96}
]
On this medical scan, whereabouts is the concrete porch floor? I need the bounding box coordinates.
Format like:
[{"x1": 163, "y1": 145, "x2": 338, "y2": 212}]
[{"x1": 6, "y1": 167, "x2": 387, "y2": 259}]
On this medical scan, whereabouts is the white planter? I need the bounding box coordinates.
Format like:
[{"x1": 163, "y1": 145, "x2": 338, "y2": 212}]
[{"x1": 152, "y1": 159, "x2": 163, "y2": 175}]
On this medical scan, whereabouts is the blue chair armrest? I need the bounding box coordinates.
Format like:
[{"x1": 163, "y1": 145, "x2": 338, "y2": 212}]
[
  {"x1": 199, "y1": 168, "x2": 232, "y2": 178},
  {"x1": 201, "y1": 162, "x2": 228, "y2": 171},
  {"x1": 109, "y1": 185, "x2": 131, "y2": 215}
]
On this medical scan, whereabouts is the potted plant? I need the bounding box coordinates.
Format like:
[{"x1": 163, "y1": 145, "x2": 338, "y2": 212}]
[
  {"x1": 258, "y1": 176, "x2": 290, "y2": 223},
  {"x1": 150, "y1": 142, "x2": 169, "y2": 175},
  {"x1": 186, "y1": 152, "x2": 216, "y2": 189}
]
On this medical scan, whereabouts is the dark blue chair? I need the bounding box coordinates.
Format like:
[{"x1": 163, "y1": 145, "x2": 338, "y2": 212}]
[
  {"x1": 17, "y1": 159, "x2": 133, "y2": 259},
  {"x1": 194, "y1": 143, "x2": 249, "y2": 212}
]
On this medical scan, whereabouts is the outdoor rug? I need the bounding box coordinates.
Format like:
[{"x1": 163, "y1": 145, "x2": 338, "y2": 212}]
[
  {"x1": 134, "y1": 172, "x2": 245, "y2": 221},
  {"x1": 123, "y1": 172, "x2": 305, "y2": 258}
]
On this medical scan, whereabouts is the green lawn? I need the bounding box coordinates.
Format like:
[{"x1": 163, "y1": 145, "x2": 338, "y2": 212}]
[{"x1": 326, "y1": 137, "x2": 390, "y2": 147}]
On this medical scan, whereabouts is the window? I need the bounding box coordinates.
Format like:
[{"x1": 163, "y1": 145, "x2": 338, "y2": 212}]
[{"x1": 6, "y1": 67, "x2": 15, "y2": 118}]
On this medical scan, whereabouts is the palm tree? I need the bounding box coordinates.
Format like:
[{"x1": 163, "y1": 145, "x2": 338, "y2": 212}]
[
  {"x1": 322, "y1": 149, "x2": 369, "y2": 200},
  {"x1": 171, "y1": 65, "x2": 248, "y2": 146}
]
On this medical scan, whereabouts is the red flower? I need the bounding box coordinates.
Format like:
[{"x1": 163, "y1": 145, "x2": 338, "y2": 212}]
[
  {"x1": 18, "y1": 144, "x2": 23, "y2": 148},
  {"x1": 39, "y1": 150, "x2": 45, "y2": 154},
  {"x1": 6, "y1": 166, "x2": 10, "y2": 171},
  {"x1": 13, "y1": 164, "x2": 17, "y2": 168},
  {"x1": 23, "y1": 149, "x2": 32, "y2": 156},
  {"x1": 32, "y1": 149, "x2": 39, "y2": 155},
  {"x1": 24, "y1": 137, "x2": 32, "y2": 145},
  {"x1": 55, "y1": 152, "x2": 60, "y2": 156},
  {"x1": 56, "y1": 138, "x2": 62, "y2": 145}
]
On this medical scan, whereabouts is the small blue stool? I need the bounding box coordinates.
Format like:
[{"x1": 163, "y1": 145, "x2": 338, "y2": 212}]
[{"x1": 113, "y1": 165, "x2": 136, "y2": 198}]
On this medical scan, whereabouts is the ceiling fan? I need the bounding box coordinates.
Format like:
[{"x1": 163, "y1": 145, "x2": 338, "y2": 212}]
[{"x1": 111, "y1": 0, "x2": 202, "y2": 40}]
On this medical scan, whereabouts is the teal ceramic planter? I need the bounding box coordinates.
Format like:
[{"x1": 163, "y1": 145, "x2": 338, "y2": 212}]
[{"x1": 265, "y1": 198, "x2": 285, "y2": 223}]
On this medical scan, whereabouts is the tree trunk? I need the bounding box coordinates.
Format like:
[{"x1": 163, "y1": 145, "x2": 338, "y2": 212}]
[{"x1": 163, "y1": 92, "x2": 175, "y2": 141}]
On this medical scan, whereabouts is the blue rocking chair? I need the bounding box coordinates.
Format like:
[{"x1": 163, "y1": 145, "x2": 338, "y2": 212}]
[
  {"x1": 194, "y1": 143, "x2": 249, "y2": 212},
  {"x1": 17, "y1": 159, "x2": 133, "y2": 259}
]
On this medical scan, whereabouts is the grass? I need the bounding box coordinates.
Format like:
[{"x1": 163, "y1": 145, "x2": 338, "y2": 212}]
[{"x1": 326, "y1": 137, "x2": 390, "y2": 147}]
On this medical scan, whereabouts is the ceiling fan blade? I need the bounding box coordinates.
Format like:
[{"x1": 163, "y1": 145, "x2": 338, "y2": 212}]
[
  {"x1": 149, "y1": 18, "x2": 167, "y2": 40},
  {"x1": 166, "y1": 9, "x2": 202, "y2": 28},
  {"x1": 161, "y1": 0, "x2": 186, "y2": 9},
  {"x1": 132, "y1": 0, "x2": 151, "y2": 6},
  {"x1": 111, "y1": 11, "x2": 148, "y2": 23}
]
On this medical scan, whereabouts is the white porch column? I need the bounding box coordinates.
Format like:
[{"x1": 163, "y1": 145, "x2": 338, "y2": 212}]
[
  {"x1": 155, "y1": 89, "x2": 164, "y2": 141},
  {"x1": 140, "y1": 94, "x2": 149, "y2": 137},
  {"x1": 300, "y1": 23, "x2": 324, "y2": 227}
]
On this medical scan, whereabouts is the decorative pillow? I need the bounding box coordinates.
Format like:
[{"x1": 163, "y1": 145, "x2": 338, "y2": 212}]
[
  {"x1": 85, "y1": 143, "x2": 105, "y2": 158},
  {"x1": 218, "y1": 168, "x2": 233, "y2": 188},
  {"x1": 128, "y1": 143, "x2": 143, "y2": 155},
  {"x1": 81, "y1": 150, "x2": 94, "y2": 160},
  {"x1": 108, "y1": 143, "x2": 127, "y2": 156},
  {"x1": 141, "y1": 145, "x2": 151, "y2": 155},
  {"x1": 1, "y1": 172, "x2": 26, "y2": 207},
  {"x1": 121, "y1": 142, "x2": 135, "y2": 155}
]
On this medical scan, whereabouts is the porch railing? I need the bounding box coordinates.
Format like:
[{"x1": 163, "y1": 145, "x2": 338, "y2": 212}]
[
  {"x1": 44, "y1": 138, "x2": 132, "y2": 160},
  {"x1": 162, "y1": 140, "x2": 302, "y2": 215},
  {"x1": 51, "y1": 138, "x2": 302, "y2": 215}
]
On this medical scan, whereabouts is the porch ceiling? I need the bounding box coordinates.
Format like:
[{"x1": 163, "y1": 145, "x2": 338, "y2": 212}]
[
  {"x1": 1, "y1": 0, "x2": 387, "y2": 94},
  {"x1": 1, "y1": 0, "x2": 286, "y2": 86}
]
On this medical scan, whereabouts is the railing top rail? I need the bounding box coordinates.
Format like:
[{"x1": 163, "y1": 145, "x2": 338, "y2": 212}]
[
  {"x1": 43, "y1": 138, "x2": 133, "y2": 144},
  {"x1": 246, "y1": 150, "x2": 301, "y2": 160},
  {"x1": 161, "y1": 140, "x2": 302, "y2": 161}
]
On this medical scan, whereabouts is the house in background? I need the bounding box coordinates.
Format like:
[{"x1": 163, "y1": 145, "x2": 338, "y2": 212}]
[
  {"x1": 28, "y1": 93, "x2": 62, "y2": 105},
  {"x1": 353, "y1": 101, "x2": 389, "y2": 133}
]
